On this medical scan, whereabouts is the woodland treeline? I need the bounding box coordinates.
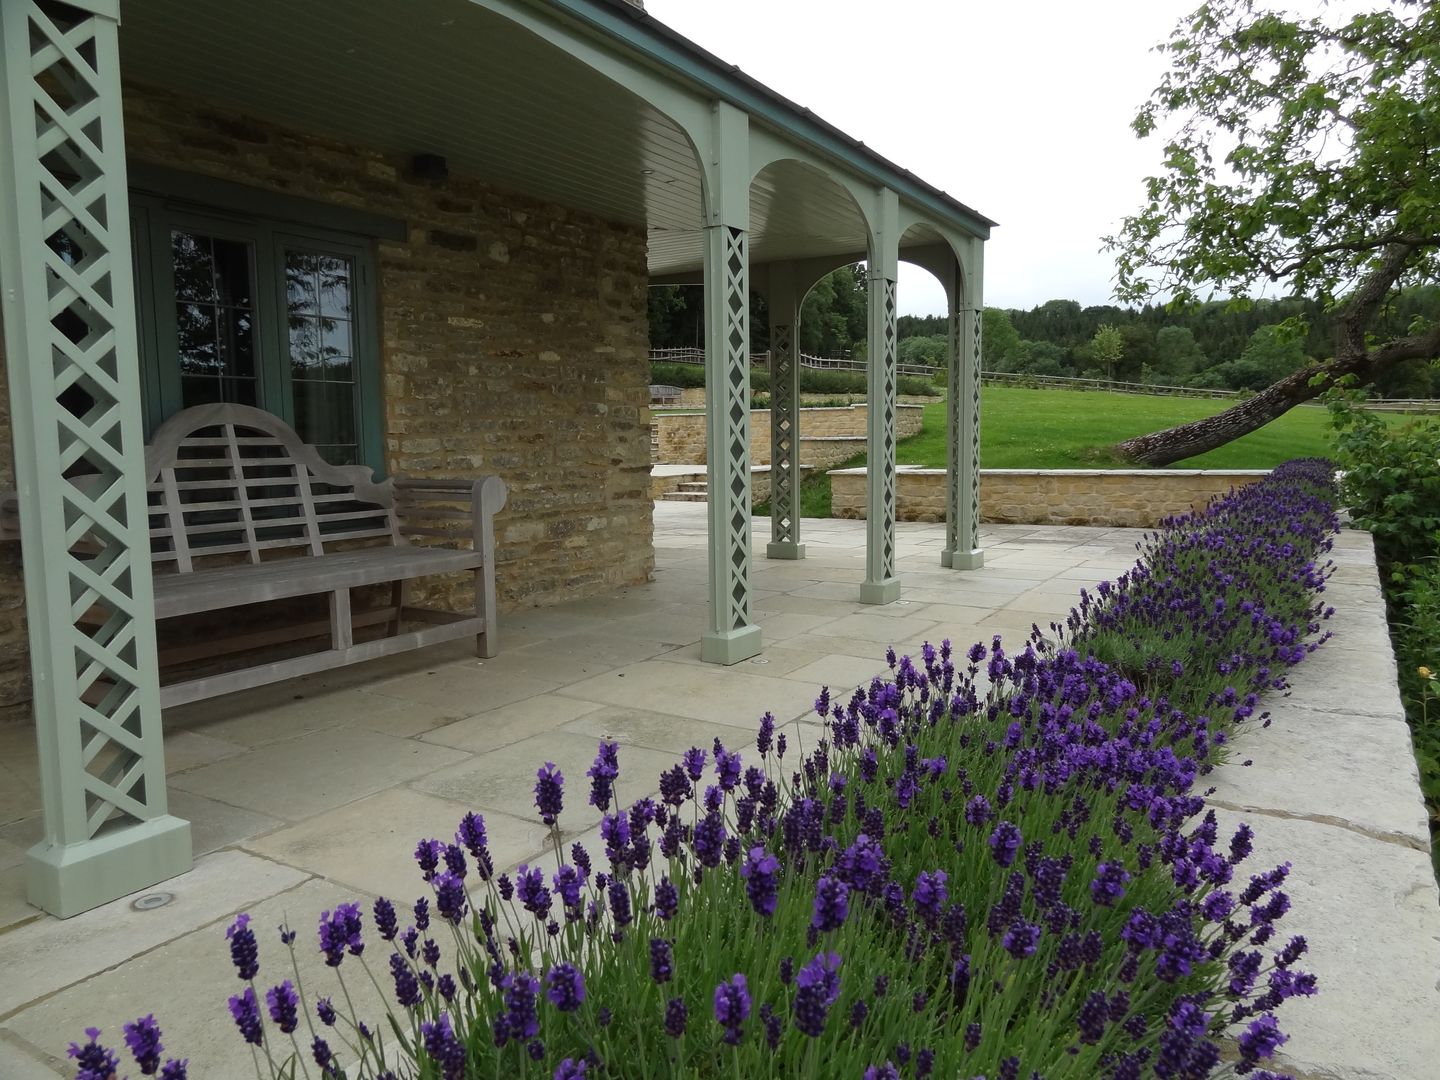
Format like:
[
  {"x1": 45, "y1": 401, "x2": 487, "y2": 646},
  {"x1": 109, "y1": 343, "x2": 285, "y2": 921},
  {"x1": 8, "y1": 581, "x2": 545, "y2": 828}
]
[{"x1": 649, "y1": 273, "x2": 1440, "y2": 398}]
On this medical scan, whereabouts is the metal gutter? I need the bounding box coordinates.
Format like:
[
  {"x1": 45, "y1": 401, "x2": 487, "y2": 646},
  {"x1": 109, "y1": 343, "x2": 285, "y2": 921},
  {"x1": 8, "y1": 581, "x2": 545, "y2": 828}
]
[{"x1": 540, "y1": 0, "x2": 996, "y2": 240}]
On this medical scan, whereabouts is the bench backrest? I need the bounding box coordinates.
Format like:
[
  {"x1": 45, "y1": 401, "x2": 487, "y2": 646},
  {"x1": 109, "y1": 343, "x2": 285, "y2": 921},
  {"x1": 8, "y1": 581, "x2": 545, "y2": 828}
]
[{"x1": 144, "y1": 404, "x2": 397, "y2": 574}]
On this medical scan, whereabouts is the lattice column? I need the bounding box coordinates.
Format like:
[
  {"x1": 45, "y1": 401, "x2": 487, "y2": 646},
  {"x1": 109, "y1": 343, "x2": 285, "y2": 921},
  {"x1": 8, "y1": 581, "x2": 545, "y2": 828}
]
[
  {"x1": 766, "y1": 263, "x2": 804, "y2": 560},
  {"x1": 700, "y1": 222, "x2": 762, "y2": 663},
  {"x1": 942, "y1": 302, "x2": 964, "y2": 565},
  {"x1": 0, "y1": 0, "x2": 190, "y2": 917},
  {"x1": 861, "y1": 273, "x2": 901, "y2": 604},
  {"x1": 956, "y1": 305, "x2": 985, "y2": 564}
]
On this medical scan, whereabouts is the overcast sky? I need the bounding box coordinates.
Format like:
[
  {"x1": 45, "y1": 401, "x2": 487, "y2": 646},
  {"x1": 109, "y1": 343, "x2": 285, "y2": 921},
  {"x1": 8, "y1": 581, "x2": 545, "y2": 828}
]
[{"x1": 644, "y1": 0, "x2": 1224, "y2": 316}]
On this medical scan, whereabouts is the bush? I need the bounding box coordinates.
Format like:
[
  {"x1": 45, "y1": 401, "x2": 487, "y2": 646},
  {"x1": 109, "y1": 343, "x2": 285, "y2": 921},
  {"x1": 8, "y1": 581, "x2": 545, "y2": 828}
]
[
  {"x1": 78, "y1": 464, "x2": 1338, "y2": 1078},
  {"x1": 650, "y1": 364, "x2": 936, "y2": 400}
]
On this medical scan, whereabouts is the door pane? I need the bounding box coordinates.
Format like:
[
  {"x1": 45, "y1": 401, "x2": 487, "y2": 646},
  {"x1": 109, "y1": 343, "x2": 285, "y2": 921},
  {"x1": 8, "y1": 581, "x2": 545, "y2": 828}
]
[
  {"x1": 285, "y1": 246, "x2": 360, "y2": 465},
  {"x1": 171, "y1": 229, "x2": 258, "y2": 407}
]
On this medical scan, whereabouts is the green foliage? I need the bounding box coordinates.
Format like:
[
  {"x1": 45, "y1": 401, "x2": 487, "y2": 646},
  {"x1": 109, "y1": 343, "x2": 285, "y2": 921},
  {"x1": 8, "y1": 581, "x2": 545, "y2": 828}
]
[
  {"x1": 1089, "y1": 324, "x2": 1125, "y2": 379},
  {"x1": 800, "y1": 264, "x2": 868, "y2": 359},
  {"x1": 648, "y1": 364, "x2": 935, "y2": 400},
  {"x1": 1152, "y1": 326, "x2": 1206, "y2": 382},
  {"x1": 649, "y1": 362, "x2": 707, "y2": 390},
  {"x1": 981, "y1": 307, "x2": 1021, "y2": 369},
  {"x1": 897, "y1": 334, "x2": 947, "y2": 369}
]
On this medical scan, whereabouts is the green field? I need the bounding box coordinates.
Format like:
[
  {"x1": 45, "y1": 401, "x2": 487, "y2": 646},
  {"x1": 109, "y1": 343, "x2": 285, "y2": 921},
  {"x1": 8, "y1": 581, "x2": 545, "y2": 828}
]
[
  {"x1": 756, "y1": 386, "x2": 1396, "y2": 518},
  {"x1": 902, "y1": 385, "x2": 1374, "y2": 470}
]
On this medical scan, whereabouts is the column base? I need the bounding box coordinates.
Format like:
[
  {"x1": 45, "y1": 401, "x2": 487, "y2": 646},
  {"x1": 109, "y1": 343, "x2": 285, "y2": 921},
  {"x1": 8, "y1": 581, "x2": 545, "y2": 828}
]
[
  {"x1": 700, "y1": 624, "x2": 763, "y2": 665},
  {"x1": 766, "y1": 541, "x2": 806, "y2": 560},
  {"x1": 26, "y1": 814, "x2": 192, "y2": 919},
  {"x1": 942, "y1": 548, "x2": 985, "y2": 570},
  {"x1": 860, "y1": 578, "x2": 902, "y2": 605}
]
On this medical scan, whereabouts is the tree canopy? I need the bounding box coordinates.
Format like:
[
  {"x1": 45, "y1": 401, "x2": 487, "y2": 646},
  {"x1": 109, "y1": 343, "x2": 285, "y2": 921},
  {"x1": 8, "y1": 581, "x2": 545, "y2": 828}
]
[{"x1": 1104, "y1": 0, "x2": 1440, "y2": 464}]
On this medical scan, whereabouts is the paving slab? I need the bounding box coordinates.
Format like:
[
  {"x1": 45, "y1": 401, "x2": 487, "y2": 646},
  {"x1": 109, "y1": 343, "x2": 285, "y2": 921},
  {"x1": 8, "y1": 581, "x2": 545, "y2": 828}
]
[
  {"x1": 554, "y1": 660, "x2": 822, "y2": 730},
  {"x1": 1209, "y1": 704, "x2": 1429, "y2": 849},
  {"x1": 1208, "y1": 807, "x2": 1440, "y2": 1080},
  {"x1": 408, "y1": 730, "x2": 678, "y2": 838},
  {"x1": 0, "y1": 1035, "x2": 63, "y2": 1080},
  {"x1": 561, "y1": 704, "x2": 764, "y2": 757},
  {"x1": 0, "y1": 850, "x2": 308, "y2": 1016},
  {"x1": 1278, "y1": 645, "x2": 1404, "y2": 719},
  {"x1": 170, "y1": 685, "x2": 459, "y2": 746},
  {"x1": 247, "y1": 786, "x2": 546, "y2": 901},
  {"x1": 2, "y1": 878, "x2": 387, "y2": 1080},
  {"x1": 420, "y1": 695, "x2": 607, "y2": 755},
  {"x1": 170, "y1": 728, "x2": 469, "y2": 821},
  {"x1": 361, "y1": 663, "x2": 561, "y2": 715},
  {"x1": 490, "y1": 630, "x2": 679, "y2": 685}
]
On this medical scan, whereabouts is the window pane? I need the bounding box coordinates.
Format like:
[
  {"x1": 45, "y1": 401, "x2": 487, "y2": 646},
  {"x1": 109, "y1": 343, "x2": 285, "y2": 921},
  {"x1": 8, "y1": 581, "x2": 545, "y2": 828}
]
[
  {"x1": 286, "y1": 246, "x2": 360, "y2": 464},
  {"x1": 219, "y1": 308, "x2": 256, "y2": 379},
  {"x1": 212, "y1": 238, "x2": 253, "y2": 308},
  {"x1": 176, "y1": 303, "x2": 218, "y2": 376},
  {"x1": 171, "y1": 232, "x2": 216, "y2": 302}
]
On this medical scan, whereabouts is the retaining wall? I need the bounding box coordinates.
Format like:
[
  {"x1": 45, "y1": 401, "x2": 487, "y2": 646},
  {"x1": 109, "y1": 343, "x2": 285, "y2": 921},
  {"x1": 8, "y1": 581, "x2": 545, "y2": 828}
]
[
  {"x1": 653, "y1": 404, "x2": 924, "y2": 467},
  {"x1": 828, "y1": 468, "x2": 1270, "y2": 528}
]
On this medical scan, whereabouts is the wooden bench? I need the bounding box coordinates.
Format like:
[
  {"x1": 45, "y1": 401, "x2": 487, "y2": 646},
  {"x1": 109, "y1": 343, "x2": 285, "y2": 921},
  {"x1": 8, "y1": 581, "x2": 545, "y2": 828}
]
[
  {"x1": 649, "y1": 384, "x2": 683, "y2": 406},
  {"x1": 21, "y1": 403, "x2": 507, "y2": 708}
]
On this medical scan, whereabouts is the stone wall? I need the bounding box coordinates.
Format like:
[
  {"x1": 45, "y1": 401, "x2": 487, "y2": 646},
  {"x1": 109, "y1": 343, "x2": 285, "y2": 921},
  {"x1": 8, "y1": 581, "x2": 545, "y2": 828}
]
[
  {"x1": 0, "y1": 82, "x2": 654, "y2": 720},
  {"x1": 828, "y1": 468, "x2": 1270, "y2": 528},
  {"x1": 653, "y1": 404, "x2": 924, "y2": 467}
]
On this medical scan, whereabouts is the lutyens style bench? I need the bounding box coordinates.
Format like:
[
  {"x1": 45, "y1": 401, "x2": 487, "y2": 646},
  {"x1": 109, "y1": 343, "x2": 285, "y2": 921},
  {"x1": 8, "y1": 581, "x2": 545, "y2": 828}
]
[{"x1": 129, "y1": 403, "x2": 505, "y2": 706}]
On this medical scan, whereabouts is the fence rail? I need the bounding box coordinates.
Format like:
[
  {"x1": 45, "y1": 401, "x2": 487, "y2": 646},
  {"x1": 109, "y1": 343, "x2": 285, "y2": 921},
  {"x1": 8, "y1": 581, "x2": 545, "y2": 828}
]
[{"x1": 648, "y1": 348, "x2": 937, "y2": 379}]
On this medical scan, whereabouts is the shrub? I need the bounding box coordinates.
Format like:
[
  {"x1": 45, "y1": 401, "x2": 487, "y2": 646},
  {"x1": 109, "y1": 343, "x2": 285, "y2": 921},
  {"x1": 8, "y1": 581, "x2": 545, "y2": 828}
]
[
  {"x1": 73, "y1": 463, "x2": 1339, "y2": 1079},
  {"x1": 650, "y1": 364, "x2": 936, "y2": 400}
]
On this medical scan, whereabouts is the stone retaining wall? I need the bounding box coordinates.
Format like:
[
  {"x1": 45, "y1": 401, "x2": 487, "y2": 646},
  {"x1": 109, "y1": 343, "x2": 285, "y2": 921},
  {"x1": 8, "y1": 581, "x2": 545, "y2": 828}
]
[
  {"x1": 828, "y1": 468, "x2": 1270, "y2": 527},
  {"x1": 662, "y1": 388, "x2": 938, "y2": 410},
  {"x1": 653, "y1": 404, "x2": 924, "y2": 467},
  {"x1": 0, "y1": 82, "x2": 654, "y2": 721}
]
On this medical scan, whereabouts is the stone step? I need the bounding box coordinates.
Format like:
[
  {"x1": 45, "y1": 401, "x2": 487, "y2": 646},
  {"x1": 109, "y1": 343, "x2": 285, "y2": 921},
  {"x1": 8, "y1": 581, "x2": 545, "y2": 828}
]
[
  {"x1": 675, "y1": 482, "x2": 708, "y2": 493},
  {"x1": 659, "y1": 491, "x2": 708, "y2": 502}
]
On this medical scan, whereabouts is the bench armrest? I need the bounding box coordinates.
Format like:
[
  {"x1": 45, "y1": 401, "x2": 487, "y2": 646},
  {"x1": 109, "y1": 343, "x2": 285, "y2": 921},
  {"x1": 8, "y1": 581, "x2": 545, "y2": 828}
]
[{"x1": 392, "y1": 476, "x2": 507, "y2": 558}]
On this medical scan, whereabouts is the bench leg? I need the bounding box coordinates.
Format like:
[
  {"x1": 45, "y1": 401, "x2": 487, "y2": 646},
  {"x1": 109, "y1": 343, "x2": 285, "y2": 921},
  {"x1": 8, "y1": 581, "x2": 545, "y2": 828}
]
[
  {"x1": 475, "y1": 566, "x2": 497, "y2": 658},
  {"x1": 330, "y1": 588, "x2": 354, "y2": 650},
  {"x1": 389, "y1": 579, "x2": 405, "y2": 637}
]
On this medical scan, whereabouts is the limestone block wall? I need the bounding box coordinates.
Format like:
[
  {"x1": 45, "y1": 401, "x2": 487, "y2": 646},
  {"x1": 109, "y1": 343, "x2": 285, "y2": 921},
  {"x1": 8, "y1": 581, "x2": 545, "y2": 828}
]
[
  {"x1": 653, "y1": 404, "x2": 923, "y2": 466},
  {"x1": 0, "y1": 82, "x2": 654, "y2": 721},
  {"x1": 828, "y1": 468, "x2": 1271, "y2": 528}
]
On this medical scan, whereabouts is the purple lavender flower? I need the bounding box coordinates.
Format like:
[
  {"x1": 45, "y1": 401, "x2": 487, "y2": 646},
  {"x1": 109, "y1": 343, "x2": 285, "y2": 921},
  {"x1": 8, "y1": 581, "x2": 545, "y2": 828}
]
[
  {"x1": 121, "y1": 1015, "x2": 163, "y2": 1075},
  {"x1": 457, "y1": 810, "x2": 487, "y2": 855},
  {"x1": 713, "y1": 974, "x2": 751, "y2": 1045},
  {"x1": 741, "y1": 846, "x2": 781, "y2": 917},
  {"x1": 811, "y1": 873, "x2": 850, "y2": 933},
  {"x1": 554, "y1": 1059, "x2": 588, "y2": 1080},
  {"x1": 503, "y1": 971, "x2": 542, "y2": 1039},
  {"x1": 1001, "y1": 919, "x2": 1041, "y2": 959},
  {"x1": 311, "y1": 1035, "x2": 334, "y2": 1072},
  {"x1": 1238, "y1": 1014, "x2": 1288, "y2": 1065},
  {"x1": 415, "y1": 838, "x2": 443, "y2": 879},
  {"x1": 665, "y1": 997, "x2": 688, "y2": 1038},
  {"x1": 226, "y1": 913, "x2": 258, "y2": 980},
  {"x1": 433, "y1": 872, "x2": 468, "y2": 924},
  {"x1": 1090, "y1": 861, "x2": 1131, "y2": 907},
  {"x1": 159, "y1": 1059, "x2": 188, "y2": 1080},
  {"x1": 545, "y1": 962, "x2": 586, "y2": 1012},
  {"x1": 988, "y1": 821, "x2": 1022, "y2": 868},
  {"x1": 414, "y1": 896, "x2": 431, "y2": 932},
  {"x1": 534, "y1": 762, "x2": 564, "y2": 826},
  {"x1": 912, "y1": 869, "x2": 948, "y2": 921},
  {"x1": 420, "y1": 1013, "x2": 466, "y2": 1080},
  {"x1": 318, "y1": 903, "x2": 363, "y2": 966},
  {"x1": 553, "y1": 865, "x2": 582, "y2": 911},
  {"x1": 389, "y1": 952, "x2": 422, "y2": 1008},
  {"x1": 693, "y1": 811, "x2": 726, "y2": 868},
  {"x1": 515, "y1": 865, "x2": 552, "y2": 919},
  {"x1": 793, "y1": 951, "x2": 842, "y2": 1037},
  {"x1": 316, "y1": 997, "x2": 337, "y2": 1026},
  {"x1": 714, "y1": 745, "x2": 742, "y2": 790},
  {"x1": 864, "y1": 1064, "x2": 900, "y2": 1080},
  {"x1": 264, "y1": 982, "x2": 300, "y2": 1034},
  {"x1": 228, "y1": 987, "x2": 264, "y2": 1046},
  {"x1": 757, "y1": 712, "x2": 776, "y2": 756},
  {"x1": 655, "y1": 875, "x2": 679, "y2": 920},
  {"x1": 650, "y1": 937, "x2": 674, "y2": 984},
  {"x1": 587, "y1": 741, "x2": 620, "y2": 811}
]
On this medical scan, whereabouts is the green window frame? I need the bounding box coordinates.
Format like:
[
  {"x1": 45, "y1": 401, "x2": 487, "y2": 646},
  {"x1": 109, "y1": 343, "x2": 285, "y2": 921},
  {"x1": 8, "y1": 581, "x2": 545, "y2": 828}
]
[{"x1": 129, "y1": 191, "x2": 385, "y2": 472}]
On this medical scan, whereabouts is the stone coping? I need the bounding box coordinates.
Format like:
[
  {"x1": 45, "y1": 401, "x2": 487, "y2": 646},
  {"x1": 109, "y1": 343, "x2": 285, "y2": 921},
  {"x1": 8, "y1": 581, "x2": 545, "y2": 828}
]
[
  {"x1": 1211, "y1": 529, "x2": 1439, "y2": 1079},
  {"x1": 827, "y1": 466, "x2": 1272, "y2": 477}
]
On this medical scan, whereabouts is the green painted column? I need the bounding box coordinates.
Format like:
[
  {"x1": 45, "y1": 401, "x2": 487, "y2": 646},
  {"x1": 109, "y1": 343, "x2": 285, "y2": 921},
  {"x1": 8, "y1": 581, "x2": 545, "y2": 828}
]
[
  {"x1": 943, "y1": 245, "x2": 985, "y2": 570},
  {"x1": 861, "y1": 191, "x2": 901, "y2": 605},
  {"x1": 699, "y1": 102, "x2": 761, "y2": 664},
  {"x1": 766, "y1": 262, "x2": 804, "y2": 561},
  {"x1": 0, "y1": 0, "x2": 191, "y2": 917}
]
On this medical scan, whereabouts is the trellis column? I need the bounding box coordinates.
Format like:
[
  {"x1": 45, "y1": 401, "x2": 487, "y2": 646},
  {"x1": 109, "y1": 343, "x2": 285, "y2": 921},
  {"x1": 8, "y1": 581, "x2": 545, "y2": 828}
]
[
  {"x1": 699, "y1": 102, "x2": 761, "y2": 663},
  {"x1": 861, "y1": 189, "x2": 901, "y2": 605},
  {"x1": 0, "y1": 0, "x2": 191, "y2": 916},
  {"x1": 765, "y1": 262, "x2": 804, "y2": 561},
  {"x1": 942, "y1": 246, "x2": 985, "y2": 570}
]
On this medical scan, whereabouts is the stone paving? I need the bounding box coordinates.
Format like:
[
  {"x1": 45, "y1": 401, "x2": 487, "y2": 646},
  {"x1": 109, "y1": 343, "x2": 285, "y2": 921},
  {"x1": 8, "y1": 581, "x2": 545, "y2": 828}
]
[{"x1": 0, "y1": 506, "x2": 1434, "y2": 1078}]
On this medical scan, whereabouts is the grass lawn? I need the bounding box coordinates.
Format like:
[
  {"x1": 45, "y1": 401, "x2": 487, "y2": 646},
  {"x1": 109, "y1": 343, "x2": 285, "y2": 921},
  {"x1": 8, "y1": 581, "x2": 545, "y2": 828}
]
[
  {"x1": 755, "y1": 385, "x2": 1398, "y2": 518},
  {"x1": 901, "y1": 385, "x2": 1377, "y2": 470}
]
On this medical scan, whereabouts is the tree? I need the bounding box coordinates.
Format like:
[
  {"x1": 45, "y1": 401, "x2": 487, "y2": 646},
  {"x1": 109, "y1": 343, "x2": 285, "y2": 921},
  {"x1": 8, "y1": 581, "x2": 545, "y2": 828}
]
[
  {"x1": 1152, "y1": 326, "x2": 1206, "y2": 383},
  {"x1": 982, "y1": 307, "x2": 1021, "y2": 370},
  {"x1": 1106, "y1": 0, "x2": 1440, "y2": 465},
  {"x1": 1089, "y1": 324, "x2": 1125, "y2": 380}
]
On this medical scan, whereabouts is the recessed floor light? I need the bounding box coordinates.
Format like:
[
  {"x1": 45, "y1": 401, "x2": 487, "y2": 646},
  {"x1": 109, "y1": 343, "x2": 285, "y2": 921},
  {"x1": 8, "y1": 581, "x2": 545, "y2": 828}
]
[{"x1": 132, "y1": 892, "x2": 173, "y2": 911}]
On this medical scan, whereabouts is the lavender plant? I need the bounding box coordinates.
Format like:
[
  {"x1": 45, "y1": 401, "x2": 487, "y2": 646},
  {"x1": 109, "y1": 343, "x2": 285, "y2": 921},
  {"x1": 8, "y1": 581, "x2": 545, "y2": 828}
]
[{"x1": 69, "y1": 460, "x2": 1339, "y2": 1080}]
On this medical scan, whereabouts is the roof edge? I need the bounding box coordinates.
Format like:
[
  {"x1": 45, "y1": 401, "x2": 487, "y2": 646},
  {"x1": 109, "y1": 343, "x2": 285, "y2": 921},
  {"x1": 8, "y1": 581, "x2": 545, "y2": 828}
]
[{"x1": 541, "y1": 0, "x2": 997, "y2": 240}]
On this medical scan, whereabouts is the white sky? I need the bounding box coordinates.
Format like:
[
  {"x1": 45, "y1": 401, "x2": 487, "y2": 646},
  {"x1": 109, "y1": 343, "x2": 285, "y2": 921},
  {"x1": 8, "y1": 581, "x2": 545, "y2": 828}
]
[{"x1": 644, "y1": 0, "x2": 1228, "y2": 316}]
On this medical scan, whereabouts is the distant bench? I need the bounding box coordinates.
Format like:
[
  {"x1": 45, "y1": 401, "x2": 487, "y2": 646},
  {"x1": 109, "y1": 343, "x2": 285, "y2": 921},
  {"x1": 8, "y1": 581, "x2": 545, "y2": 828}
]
[
  {"x1": 6, "y1": 403, "x2": 507, "y2": 708},
  {"x1": 649, "y1": 384, "x2": 683, "y2": 406}
]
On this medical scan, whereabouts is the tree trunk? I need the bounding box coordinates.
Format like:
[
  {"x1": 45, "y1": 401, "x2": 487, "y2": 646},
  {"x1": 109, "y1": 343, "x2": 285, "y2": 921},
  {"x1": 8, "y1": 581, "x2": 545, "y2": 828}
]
[{"x1": 1112, "y1": 360, "x2": 1340, "y2": 466}]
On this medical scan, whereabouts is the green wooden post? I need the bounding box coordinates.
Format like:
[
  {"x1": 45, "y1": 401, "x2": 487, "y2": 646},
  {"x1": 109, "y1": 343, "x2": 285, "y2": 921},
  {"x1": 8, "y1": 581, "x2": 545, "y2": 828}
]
[
  {"x1": 861, "y1": 189, "x2": 901, "y2": 605},
  {"x1": 766, "y1": 262, "x2": 804, "y2": 560},
  {"x1": 0, "y1": 0, "x2": 190, "y2": 917},
  {"x1": 944, "y1": 242, "x2": 985, "y2": 570},
  {"x1": 699, "y1": 102, "x2": 762, "y2": 664}
]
